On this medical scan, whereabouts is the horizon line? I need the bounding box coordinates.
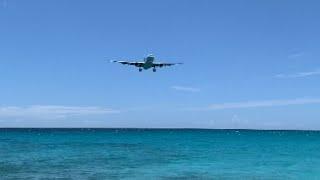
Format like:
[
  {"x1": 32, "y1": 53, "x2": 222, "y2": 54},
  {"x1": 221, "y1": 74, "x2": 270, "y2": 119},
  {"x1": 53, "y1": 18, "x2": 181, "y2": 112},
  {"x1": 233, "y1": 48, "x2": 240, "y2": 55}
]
[{"x1": 0, "y1": 127, "x2": 319, "y2": 131}]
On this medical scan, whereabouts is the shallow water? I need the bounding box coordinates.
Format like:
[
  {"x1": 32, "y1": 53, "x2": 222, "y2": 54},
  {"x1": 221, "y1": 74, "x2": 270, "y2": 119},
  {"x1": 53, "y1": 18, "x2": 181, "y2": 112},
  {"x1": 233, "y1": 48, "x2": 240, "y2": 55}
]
[{"x1": 0, "y1": 129, "x2": 320, "y2": 179}]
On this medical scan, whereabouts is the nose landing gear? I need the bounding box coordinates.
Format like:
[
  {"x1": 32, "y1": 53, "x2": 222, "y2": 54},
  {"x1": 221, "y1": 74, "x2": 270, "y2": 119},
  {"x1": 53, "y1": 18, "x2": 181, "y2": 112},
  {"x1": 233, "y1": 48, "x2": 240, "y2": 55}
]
[
  {"x1": 139, "y1": 68, "x2": 142, "y2": 72},
  {"x1": 153, "y1": 68, "x2": 156, "y2": 72}
]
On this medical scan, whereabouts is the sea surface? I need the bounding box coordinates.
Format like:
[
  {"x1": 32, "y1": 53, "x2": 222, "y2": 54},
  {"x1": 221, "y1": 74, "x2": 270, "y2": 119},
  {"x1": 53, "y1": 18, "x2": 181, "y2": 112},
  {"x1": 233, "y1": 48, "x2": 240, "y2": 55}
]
[{"x1": 0, "y1": 129, "x2": 320, "y2": 179}]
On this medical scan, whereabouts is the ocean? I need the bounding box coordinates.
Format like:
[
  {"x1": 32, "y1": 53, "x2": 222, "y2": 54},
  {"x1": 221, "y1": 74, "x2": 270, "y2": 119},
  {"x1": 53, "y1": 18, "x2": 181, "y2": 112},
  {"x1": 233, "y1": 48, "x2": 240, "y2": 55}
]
[{"x1": 0, "y1": 129, "x2": 320, "y2": 179}]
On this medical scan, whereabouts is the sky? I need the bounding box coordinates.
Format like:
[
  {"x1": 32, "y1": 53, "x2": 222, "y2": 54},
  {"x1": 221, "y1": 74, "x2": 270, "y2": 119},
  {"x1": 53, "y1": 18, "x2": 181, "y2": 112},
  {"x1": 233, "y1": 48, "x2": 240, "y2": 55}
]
[{"x1": 1, "y1": 0, "x2": 320, "y2": 129}]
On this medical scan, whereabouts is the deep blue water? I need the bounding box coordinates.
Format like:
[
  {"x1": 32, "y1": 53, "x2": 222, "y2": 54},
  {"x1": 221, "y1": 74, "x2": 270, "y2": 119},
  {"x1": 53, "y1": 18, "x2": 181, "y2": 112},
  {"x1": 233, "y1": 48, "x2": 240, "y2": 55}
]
[{"x1": 1, "y1": 129, "x2": 320, "y2": 179}]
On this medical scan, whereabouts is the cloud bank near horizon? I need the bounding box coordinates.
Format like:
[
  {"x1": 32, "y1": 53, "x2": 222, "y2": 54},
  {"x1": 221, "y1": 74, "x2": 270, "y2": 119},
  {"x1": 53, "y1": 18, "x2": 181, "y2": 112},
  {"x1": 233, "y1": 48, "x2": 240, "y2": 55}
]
[
  {"x1": 188, "y1": 98, "x2": 320, "y2": 111},
  {"x1": 0, "y1": 105, "x2": 119, "y2": 119}
]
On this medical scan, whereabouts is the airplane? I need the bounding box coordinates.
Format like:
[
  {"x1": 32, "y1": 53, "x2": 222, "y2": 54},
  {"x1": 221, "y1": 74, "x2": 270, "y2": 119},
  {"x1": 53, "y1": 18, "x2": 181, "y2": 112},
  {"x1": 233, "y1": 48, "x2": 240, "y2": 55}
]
[{"x1": 111, "y1": 54, "x2": 182, "y2": 72}]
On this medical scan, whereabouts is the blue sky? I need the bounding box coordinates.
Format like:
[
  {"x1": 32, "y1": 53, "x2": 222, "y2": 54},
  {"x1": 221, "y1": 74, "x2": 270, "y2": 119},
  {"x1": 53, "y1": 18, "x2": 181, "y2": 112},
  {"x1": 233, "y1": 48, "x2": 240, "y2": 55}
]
[{"x1": 1, "y1": 0, "x2": 320, "y2": 129}]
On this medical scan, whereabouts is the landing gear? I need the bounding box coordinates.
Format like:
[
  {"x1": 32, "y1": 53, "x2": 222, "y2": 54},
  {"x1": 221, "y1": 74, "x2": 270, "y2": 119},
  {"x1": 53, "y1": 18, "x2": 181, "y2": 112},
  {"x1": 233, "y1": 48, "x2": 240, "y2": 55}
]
[
  {"x1": 139, "y1": 68, "x2": 142, "y2": 72},
  {"x1": 153, "y1": 68, "x2": 156, "y2": 72}
]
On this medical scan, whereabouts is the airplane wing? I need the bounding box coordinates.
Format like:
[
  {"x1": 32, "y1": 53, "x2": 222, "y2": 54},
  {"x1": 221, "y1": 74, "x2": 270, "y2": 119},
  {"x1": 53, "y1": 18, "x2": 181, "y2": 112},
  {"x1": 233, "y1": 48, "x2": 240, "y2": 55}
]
[
  {"x1": 111, "y1": 60, "x2": 144, "y2": 67},
  {"x1": 153, "y1": 62, "x2": 183, "y2": 68}
]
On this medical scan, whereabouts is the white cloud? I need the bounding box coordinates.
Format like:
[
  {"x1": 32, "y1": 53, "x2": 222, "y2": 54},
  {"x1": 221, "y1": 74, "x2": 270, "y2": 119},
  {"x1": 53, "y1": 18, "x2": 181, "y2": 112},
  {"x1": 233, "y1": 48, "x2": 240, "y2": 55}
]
[
  {"x1": 0, "y1": 105, "x2": 119, "y2": 119},
  {"x1": 275, "y1": 69, "x2": 320, "y2": 78},
  {"x1": 288, "y1": 52, "x2": 304, "y2": 59},
  {"x1": 172, "y1": 86, "x2": 200, "y2": 92},
  {"x1": 189, "y1": 98, "x2": 320, "y2": 111}
]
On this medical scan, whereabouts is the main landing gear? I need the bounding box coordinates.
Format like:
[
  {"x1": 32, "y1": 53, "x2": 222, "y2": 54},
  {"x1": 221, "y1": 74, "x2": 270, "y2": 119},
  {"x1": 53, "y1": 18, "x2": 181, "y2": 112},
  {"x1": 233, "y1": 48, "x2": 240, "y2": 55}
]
[{"x1": 138, "y1": 68, "x2": 156, "y2": 72}]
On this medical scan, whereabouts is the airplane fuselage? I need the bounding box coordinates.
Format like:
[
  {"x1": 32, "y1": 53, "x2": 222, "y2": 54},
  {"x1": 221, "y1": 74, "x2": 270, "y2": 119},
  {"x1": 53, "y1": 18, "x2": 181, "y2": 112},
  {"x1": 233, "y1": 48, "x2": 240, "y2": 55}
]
[{"x1": 143, "y1": 55, "x2": 155, "y2": 69}]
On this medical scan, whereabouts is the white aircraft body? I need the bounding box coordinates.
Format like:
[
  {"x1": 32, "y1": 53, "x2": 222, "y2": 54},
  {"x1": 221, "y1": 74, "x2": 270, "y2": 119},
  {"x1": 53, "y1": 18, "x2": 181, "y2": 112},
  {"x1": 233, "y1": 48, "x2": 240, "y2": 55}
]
[{"x1": 111, "y1": 54, "x2": 182, "y2": 72}]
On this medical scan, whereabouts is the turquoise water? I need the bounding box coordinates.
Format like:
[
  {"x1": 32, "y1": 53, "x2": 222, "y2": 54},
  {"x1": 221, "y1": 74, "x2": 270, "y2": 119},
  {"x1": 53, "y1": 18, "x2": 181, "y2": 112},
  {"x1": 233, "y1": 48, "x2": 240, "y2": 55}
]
[{"x1": 1, "y1": 129, "x2": 320, "y2": 179}]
